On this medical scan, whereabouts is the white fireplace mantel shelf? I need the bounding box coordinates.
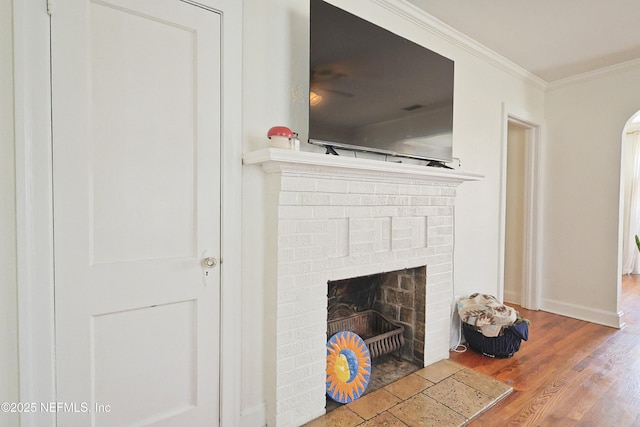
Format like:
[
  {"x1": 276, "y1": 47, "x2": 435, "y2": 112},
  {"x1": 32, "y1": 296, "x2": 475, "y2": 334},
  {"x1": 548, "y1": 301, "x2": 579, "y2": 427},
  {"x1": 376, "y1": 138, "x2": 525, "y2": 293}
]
[{"x1": 243, "y1": 148, "x2": 484, "y2": 184}]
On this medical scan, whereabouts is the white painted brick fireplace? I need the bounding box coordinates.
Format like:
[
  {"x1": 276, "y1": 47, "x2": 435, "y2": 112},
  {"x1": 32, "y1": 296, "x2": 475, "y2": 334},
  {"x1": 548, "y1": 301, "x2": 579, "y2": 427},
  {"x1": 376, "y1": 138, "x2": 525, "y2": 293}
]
[{"x1": 244, "y1": 149, "x2": 482, "y2": 427}]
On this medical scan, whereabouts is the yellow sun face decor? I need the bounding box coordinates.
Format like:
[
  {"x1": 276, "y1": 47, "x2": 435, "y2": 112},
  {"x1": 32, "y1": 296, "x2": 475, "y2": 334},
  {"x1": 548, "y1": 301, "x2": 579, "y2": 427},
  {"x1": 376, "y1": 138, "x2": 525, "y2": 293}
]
[{"x1": 326, "y1": 331, "x2": 371, "y2": 403}]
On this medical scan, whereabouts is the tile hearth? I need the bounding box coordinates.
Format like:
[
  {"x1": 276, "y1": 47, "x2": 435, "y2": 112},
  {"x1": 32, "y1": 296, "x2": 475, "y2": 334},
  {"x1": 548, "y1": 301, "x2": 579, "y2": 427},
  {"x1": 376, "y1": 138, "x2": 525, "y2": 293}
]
[{"x1": 304, "y1": 360, "x2": 512, "y2": 427}]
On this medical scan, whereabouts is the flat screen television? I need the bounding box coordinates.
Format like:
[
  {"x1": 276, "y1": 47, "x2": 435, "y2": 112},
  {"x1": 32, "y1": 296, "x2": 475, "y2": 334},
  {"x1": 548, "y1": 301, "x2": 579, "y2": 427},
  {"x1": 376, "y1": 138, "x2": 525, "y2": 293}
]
[{"x1": 309, "y1": 0, "x2": 455, "y2": 163}]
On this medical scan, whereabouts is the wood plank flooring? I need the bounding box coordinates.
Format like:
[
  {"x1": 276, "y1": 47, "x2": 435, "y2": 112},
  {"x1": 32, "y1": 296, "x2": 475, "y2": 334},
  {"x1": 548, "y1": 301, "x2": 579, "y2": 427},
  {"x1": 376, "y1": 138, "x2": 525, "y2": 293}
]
[{"x1": 450, "y1": 275, "x2": 640, "y2": 426}]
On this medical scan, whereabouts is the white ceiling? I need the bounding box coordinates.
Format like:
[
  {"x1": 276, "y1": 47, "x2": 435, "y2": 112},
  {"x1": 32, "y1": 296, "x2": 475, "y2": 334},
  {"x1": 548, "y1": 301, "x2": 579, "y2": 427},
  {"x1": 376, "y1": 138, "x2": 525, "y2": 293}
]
[{"x1": 405, "y1": 0, "x2": 640, "y2": 82}]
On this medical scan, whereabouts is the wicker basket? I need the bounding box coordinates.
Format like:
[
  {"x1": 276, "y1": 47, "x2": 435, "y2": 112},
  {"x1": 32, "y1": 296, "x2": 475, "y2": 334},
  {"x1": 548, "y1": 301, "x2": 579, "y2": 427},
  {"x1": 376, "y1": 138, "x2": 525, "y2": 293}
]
[
  {"x1": 327, "y1": 310, "x2": 405, "y2": 359},
  {"x1": 462, "y1": 322, "x2": 526, "y2": 358}
]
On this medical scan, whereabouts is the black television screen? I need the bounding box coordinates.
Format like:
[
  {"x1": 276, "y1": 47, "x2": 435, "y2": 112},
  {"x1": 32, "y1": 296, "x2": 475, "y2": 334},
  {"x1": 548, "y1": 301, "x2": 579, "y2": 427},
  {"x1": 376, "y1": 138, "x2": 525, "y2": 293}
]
[{"x1": 309, "y1": 0, "x2": 455, "y2": 163}]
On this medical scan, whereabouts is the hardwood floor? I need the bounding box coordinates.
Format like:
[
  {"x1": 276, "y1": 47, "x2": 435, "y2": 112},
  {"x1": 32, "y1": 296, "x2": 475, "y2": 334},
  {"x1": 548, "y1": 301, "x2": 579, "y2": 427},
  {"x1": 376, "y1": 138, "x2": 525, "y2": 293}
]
[{"x1": 450, "y1": 275, "x2": 640, "y2": 426}]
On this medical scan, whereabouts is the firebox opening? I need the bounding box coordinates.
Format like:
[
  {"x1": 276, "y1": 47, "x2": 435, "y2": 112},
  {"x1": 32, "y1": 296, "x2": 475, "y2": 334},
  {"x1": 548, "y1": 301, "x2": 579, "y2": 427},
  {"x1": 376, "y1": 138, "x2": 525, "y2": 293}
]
[{"x1": 326, "y1": 267, "x2": 426, "y2": 409}]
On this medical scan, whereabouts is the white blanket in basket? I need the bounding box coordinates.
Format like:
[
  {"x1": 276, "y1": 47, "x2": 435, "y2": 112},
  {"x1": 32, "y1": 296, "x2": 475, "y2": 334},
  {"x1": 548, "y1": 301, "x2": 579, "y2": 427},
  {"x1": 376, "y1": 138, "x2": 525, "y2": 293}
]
[{"x1": 457, "y1": 293, "x2": 517, "y2": 337}]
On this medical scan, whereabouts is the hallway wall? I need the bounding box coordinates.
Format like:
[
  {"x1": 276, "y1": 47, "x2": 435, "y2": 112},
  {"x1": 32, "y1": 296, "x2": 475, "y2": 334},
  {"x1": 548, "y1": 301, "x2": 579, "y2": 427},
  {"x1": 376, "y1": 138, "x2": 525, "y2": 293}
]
[{"x1": 504, "y1": 123, "x2": 526, "y2": 304}]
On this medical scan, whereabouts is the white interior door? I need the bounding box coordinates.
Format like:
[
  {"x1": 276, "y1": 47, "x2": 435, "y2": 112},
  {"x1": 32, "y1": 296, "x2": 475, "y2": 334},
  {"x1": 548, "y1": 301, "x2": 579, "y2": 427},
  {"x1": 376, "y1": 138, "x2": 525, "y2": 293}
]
[{"x1": 51, "y1": 1, "x2": 221, "y2": 425}]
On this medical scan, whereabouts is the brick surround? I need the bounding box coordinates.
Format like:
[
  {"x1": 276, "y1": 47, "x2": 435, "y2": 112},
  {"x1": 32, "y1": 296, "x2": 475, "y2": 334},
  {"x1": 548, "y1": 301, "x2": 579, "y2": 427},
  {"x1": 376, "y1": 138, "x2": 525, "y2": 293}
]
[{"x1": 244, "y1": 149, "x2": 482, "y2": 427}]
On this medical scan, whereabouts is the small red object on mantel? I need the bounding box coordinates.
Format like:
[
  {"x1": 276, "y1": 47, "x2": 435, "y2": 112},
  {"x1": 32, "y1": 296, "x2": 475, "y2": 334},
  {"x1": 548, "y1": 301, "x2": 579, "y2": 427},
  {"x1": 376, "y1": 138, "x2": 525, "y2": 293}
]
[
  {"x1": 267, "y1": 126, "x2": 294, "y2": 139},
  {"x1": 267, "y1": 126, "x2": 296, "y2": 149}
]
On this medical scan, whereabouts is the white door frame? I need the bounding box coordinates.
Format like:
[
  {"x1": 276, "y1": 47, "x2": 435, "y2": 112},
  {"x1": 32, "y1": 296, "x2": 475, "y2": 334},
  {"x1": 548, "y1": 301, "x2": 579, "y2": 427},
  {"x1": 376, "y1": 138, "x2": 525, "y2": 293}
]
[
  {"x1": 13, "y1": 1, "x2": 243, "y2": 426},
  {"x1": 498, "y1": 104, "x2": 542, "y2": 310}
]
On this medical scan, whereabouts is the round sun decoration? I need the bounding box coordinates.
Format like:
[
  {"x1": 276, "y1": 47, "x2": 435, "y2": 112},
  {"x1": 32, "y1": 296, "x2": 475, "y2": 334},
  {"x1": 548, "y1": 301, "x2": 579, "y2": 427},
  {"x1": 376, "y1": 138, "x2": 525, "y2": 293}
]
[{"x1": 326, "y1": 331, "x2": 371, "y2": 403}]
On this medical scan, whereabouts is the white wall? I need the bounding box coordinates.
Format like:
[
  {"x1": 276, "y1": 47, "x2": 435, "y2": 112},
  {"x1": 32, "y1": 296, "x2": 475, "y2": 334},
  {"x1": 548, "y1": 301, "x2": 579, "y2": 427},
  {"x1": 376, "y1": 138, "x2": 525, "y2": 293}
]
[
  {"x1": 0, "y1": 0, "x2": 20, "y2": 426},
  {"x1": 241, "y1": 0, "x2": 545, "y2": 423},
  {"x1": 542, "y1": 61, "x2": 640, "y2": 327},
  {"x1": 452, "y1": 69, "x2": 544, "y2": 300}
]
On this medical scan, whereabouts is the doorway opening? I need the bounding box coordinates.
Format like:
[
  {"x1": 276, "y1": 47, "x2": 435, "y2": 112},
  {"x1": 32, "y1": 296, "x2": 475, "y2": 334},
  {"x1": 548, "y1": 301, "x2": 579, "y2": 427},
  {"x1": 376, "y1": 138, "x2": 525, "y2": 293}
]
[
  {"x1": 500, "y1": 114, "x2": 541, "y2": 310},
  {"x1": 615, "y1": 109, "x2": 640, "y2": 331},
  {"x1": 620, "y1": 110, "x2": 640, "y2": 277}
]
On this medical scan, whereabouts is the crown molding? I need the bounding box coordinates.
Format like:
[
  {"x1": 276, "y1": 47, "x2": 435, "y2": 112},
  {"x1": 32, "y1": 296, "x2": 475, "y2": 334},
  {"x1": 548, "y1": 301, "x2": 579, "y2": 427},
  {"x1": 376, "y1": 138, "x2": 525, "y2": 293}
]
[
  {"x1": 546, "y1": 57, "x2": 640, "y2": 91},
  {"x1": 370, "y1": 0, "x2": 547, "y2": 91}
]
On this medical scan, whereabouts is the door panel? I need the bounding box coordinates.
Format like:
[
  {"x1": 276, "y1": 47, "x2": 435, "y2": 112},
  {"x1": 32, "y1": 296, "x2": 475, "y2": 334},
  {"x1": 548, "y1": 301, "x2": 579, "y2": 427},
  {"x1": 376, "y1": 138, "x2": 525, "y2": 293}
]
[
  {"x1": 93, "y1": 301, "x2": 196, "y2": 425},
  {"x1": 51, "y1": 1, "x2": 221, "y2": 425},
  {"x1": 90, "y1": 1, "x2": 198, "y2": 265}
]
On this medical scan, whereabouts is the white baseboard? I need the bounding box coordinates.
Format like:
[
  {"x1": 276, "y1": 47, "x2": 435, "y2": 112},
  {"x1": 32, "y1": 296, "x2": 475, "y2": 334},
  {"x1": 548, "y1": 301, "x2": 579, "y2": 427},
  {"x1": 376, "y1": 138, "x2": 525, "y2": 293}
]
[
  {"x1": 240, "y1": 403, "x2": 266, "y2": 427},
  {"x1": 540, "y1": 298, "x2": 624, "y2": 329}
]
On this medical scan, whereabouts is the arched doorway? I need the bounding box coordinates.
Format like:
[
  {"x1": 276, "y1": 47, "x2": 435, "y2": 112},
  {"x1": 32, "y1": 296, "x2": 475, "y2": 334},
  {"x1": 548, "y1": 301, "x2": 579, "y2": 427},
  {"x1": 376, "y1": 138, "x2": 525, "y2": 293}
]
[{"x1": 620, "y1": 111, "x2": 640, "y2": 275}]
